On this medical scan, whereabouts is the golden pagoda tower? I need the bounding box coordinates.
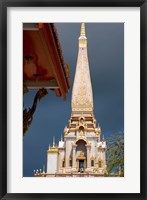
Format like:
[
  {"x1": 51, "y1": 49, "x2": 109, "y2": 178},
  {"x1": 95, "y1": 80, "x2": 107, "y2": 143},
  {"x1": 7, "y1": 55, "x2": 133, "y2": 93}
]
[{"x1": 72, "y1": 23, "x2": 93, "y2": 113}]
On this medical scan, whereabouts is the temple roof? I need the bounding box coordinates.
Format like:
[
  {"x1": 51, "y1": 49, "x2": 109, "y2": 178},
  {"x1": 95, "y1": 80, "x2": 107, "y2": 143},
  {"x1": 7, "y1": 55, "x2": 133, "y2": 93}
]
[{"x1": 23, "y1": 23, "x2": 70, "y2": 100}]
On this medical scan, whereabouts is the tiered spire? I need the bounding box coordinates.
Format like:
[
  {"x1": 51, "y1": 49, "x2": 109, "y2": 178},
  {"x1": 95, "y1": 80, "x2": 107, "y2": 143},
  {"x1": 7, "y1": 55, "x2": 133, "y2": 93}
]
[
  {"x1": 71, "y1": 23, "x2": 93, "y2": 113},
  {"x1": 80, "y1": 22, "x2": 86, "y2": 37}
]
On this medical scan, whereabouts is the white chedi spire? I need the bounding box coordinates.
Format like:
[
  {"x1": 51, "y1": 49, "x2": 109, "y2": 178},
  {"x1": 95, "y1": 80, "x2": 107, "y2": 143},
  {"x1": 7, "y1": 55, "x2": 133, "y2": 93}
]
[
  {"x1": 52, "y1": 136, "x2": 55, "y2": 147},
  {"x1": 60, "y1": 134, "x2": 63, "y2": 141},
  {"x1": 58, "y1": 134, "x2": 64, "y2": 148},
  {"x1": 71, "y1": 23, "x2": 93, "y2": 113}
]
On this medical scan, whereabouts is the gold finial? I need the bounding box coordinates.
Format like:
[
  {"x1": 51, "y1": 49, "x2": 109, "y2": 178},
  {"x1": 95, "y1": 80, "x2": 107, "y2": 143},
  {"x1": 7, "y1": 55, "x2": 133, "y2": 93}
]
[
  {"x1": 98, "y1": 124, "x2": 101, "y2": 134},
  {"x1": 80, "y1": 23, "x2": 86, "y2": 37}
]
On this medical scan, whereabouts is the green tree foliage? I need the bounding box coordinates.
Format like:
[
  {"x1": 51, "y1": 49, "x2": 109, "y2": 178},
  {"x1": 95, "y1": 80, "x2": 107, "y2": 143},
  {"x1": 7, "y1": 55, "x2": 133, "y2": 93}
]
[{"x1": 106, "y1": 132, "x2": 124, "y2": 176}]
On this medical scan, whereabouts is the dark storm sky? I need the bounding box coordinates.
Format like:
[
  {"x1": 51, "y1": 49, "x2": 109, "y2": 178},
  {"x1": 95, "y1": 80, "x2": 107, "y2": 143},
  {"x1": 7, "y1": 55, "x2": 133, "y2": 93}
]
[{"x1": 23, "y1": 23, "x2": 124, "y2": 177}]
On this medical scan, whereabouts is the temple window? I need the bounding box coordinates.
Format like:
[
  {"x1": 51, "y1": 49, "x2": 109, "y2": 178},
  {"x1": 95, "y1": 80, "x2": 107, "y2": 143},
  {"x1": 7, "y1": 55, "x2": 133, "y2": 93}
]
[
  {"x1": 79, "y1": 126, "x2": 85, "y2": 136},
  {"x1": 69, "y1": 159, "x2": 72, "y2": 167},
  {"x1": 99, "y1": 161, "x2": 102, "y2": 168},
  {"x1": 62, "y1": 160, "x2": 65, "y2": 167},
  {"x1": 91, "y1": 160, "x2": 94, "y2": 167},
  {"x1": 80, "y1": 118, "x2": 84, "y2": 124}
]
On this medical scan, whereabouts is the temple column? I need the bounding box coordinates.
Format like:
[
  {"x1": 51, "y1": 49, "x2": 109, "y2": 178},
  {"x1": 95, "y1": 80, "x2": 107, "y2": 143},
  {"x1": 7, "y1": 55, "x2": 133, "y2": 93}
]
[
  {"x1": 95, "y1": 141, "x2": 98, "y2": 165},
  {"x1": 65, "y1": 140, "x2": 69, "y2": 170},
  {"x1": 86, "y1": 144, "x2": 91, "y2": 170},
  {"x1": 72, "y1": 144, "x2": 77, "y2": 171},
  {"x1": 102, "y1": 149, "x2": 105, "y2": 166}
]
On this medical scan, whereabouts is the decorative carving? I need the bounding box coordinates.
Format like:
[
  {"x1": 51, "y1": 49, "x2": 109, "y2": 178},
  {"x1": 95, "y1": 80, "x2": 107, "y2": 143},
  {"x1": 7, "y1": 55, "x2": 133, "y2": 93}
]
[
  {"x1": 23, "y1": 88, "x2": 48, "y2": 136},
  {"x1": 71, "y1": 48, "x2": 93, "y2": 112},
  {"x1": 72, "y1": 107, "x2": 93, "y2": 112},
  {"x1": 48, "y1": 147, "x2": 58, "y2": 153},
  {"x1": 95, "y1": 127, "x2": 101, "y2": 135},
  {"x1": 64, "y1": 126, "x2": 69, "y2": 135},
  {"x1": 79, "y1": 118, "x2": 84, "y2": 125},
  {"x1": 90, "y1": 155, "x2": 95, "y2": 160},
  {"x1": 79, "y1": 150, "x2": 84, "y2": 157},
  {"x1": 79, "y1": 130, "x2": 84, "y2": 136}
]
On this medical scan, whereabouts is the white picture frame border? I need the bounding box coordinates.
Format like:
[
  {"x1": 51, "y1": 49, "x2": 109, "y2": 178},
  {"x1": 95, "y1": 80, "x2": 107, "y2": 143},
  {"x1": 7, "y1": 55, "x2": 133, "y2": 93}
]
[{"x1": 7, "y1": 7, "x2": 140, "y2": 193}]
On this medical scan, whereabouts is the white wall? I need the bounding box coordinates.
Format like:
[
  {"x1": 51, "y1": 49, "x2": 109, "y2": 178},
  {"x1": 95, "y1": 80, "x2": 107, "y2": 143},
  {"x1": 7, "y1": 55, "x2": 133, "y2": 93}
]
[{"x1": 47, "y1": 153, "x2": 58, "y2": 173}]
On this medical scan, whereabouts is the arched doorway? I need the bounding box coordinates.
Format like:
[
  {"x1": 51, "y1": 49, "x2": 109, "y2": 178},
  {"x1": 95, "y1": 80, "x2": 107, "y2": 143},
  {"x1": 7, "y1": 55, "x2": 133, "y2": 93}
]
[{"x1": 76, "y1": 139, "x2": 87, "y2": 172}]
